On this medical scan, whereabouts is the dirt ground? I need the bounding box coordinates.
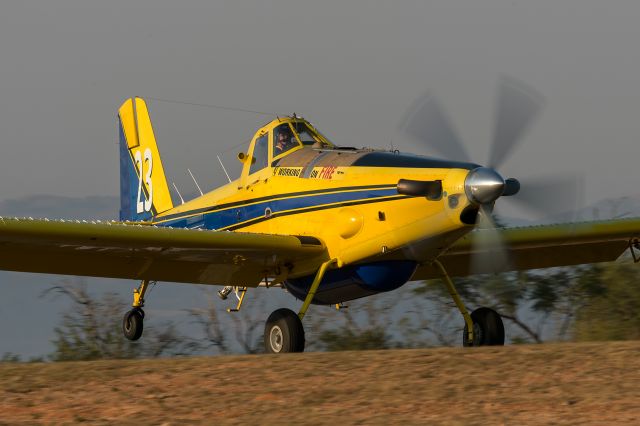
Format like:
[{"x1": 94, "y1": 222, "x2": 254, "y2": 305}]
[{"x1": 1, "y1": 341, "x2": 639, "y2": 425}]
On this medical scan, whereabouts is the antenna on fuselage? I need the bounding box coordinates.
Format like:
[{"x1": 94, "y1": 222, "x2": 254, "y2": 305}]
[
  {"x1": 172, "y1": 182, "x2": 185, "y2": 205},
  {"x1": 217, "y1": 155, "x2": 232, "y2": 184},
  {"x1": 187, "y1": 168, "x2": 204, "y2": 196}
]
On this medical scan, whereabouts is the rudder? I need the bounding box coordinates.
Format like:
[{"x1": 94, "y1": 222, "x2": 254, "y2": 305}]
[{"x1": 118, "y1": 97, "x2": 174, "y2": 221}]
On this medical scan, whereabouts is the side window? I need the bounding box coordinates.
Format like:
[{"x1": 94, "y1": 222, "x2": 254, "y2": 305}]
[{"x1": 249, "y1": 133, "x2": 269, "y2": 175}]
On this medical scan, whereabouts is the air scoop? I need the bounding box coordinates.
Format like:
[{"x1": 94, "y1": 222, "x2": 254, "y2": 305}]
[
  {"x1": 397, "y1": 179, "x2": 443, "y2": 200},
  {"x1": 465, "y1": 167, "x2": 520, "y2": 205}
]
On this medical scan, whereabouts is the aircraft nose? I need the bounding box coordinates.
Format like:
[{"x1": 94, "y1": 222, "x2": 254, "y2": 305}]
[{"x1": 464, "y1": 167, "x2": 505, "y2": 205}]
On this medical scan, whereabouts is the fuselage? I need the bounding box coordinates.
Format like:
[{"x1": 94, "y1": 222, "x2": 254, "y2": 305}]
[{"x1": 152, "y1": 117, "x2": 481, "y2": 303}]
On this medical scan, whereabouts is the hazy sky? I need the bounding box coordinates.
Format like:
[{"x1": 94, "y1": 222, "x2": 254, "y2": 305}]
[
  {"x1": 1, "y1": 1, "x2": 640, "y2": 211},
  {"x1": 2, "y1": 1, "x2": 640, "y2": 357}
]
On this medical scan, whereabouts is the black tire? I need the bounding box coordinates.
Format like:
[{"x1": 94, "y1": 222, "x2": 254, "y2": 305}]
[
  {"x1": 123, "y1": 309, "x2": 144, "y2": 341},
  {"x1": 264, "y1": 308, "x2": 305, "y2": 353},
  {"x1": 463, "y1": 307, "x2": 505, "y2": 347}
]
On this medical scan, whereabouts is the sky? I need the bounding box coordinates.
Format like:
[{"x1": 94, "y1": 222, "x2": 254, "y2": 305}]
[
  {"x1": 1, "y1": 1, "x2": 640, "y2": 206},
  {"x1": 2, "y1": 1, "x2": 640, "y2": 357}
]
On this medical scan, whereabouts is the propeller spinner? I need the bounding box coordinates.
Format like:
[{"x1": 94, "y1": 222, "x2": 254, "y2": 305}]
[{"x1": 465, "y1": 167, "x2": 518, "y2": 206}]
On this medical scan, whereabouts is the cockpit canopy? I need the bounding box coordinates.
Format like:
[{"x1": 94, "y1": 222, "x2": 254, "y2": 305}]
[{"x1": 244, "y1": 117, "x2": 334, "y2": 176}]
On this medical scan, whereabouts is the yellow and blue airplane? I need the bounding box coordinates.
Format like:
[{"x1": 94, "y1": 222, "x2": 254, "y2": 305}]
[{"x1": 1, "y1": 82, "x2": 639, "y2": 353}]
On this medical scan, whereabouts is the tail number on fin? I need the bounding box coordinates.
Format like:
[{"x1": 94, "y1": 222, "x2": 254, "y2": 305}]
[{"x1": 134, "y1": 148, "x2": 153, "y2": 213}]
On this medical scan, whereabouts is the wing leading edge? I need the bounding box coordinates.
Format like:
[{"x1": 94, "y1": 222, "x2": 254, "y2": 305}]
[
  {"x1": 0, "y1": 217, "x2": 327, "y2": 286},
  {"x1": 413, "y1": 218, "x2": 640, "y2": 280}
]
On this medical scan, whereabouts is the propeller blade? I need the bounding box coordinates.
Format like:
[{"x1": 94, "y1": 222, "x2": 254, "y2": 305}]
[
  {"x1": 507, "y1": 174, "x2": 584, "y2": 221},
  {"x1": 469, "y1": 205, "x2": 511, "y2": 275},
  {"x1": 489, "y1": 76, "x2": 545, "y2": 169},
  {"x1": 398, "y1": 92, "x2": 471, "y2": 162}
]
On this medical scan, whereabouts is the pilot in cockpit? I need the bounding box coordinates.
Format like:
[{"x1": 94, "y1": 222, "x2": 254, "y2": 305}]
[{"x1": 274, "y1": 124, "x2": 299, "y2": 156}]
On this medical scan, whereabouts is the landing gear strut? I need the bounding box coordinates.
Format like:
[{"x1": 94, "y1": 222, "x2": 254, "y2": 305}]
[
  {"x1": 122, "y1": 279, "x2": 151, "y2": 341},
  {"x1": 433, "y1": 260, "x2": 505, "y2": 347},
  {"x1": 263, "y1": 258, "x2": 338, "y2": 354}
]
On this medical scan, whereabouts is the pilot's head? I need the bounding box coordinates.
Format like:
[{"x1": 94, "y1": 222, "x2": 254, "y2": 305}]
[
  {"x1": 276, "y1": 126, "x2": 292, "y2": 152},
  {"x1": 278, "y1": 127, "x2": 291, "y2": 143}
]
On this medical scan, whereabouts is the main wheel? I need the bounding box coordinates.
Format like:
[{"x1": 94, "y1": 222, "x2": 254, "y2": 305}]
[
  {"x1": 463, "y1": 307, "x2": 505, "y2": 347},
  {"x1": 123, "y1": 308, "x2": 144, "y2": 341},
  {"x1": 264, "y1": 308, "x2": 305, "y2": 353}
]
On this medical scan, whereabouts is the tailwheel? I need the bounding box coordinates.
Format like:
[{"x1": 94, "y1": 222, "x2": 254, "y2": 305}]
[
  {"x1": 123, "y1": 308, "x2": 144, "y2": 341},
  {"x1": 264, "y1": 308, "x2": 305, "y2": 353},
  {"x1": 463, "y1": 307, "x2": 504, "y2": 347}
]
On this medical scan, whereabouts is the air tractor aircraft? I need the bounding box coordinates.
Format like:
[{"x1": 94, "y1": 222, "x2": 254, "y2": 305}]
[{"x1": 1, "y1": 79, "x2": 640, "y2": 353}]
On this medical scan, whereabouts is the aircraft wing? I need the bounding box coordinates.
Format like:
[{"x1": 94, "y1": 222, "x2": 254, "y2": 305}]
[
  {"x1": 413, "y1": 218, "x2": 640, "y2": 280},
  {"x1": 0, "y1": 217, "x2": 326, "y2": 286}
]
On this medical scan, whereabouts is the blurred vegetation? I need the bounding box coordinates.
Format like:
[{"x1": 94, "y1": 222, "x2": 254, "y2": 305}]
[
  {"x1": 314, "y1": 299, "x2": 394, "y2": 351},
  {"x1": 415, "y1": 259, "x2": 640, "y2": 344},
  {"x1": 319, "y1": 328, "x2": 390, "y2": 351},
  {"x1": 8, "y1": 257, "x2": 636, "y2": 362},
  {"x1": 187, "y1": 295, "x2": 267, "y2": 355},
  {"x1": 44, "y1": 279, "x2": 196, "y2": 361},
  {"x1": 1, "y1": 352, "x2": 22, "y2": 362},
  {"x1": 573, "y1": 262, "x2": 640, "y2": 341},
  {"x1": 0, "y1": 352, "x2": 45, "y2": 363}
]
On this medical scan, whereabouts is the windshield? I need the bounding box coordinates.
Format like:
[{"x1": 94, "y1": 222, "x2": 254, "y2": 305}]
[{"x1": 290, "y1": 121, "x2": 332, "y2": 147}]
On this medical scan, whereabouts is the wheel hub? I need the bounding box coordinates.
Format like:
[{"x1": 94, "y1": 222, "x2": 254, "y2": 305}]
[{"x1": 270, "y1": 325, "x2": 284, "y2": 352}]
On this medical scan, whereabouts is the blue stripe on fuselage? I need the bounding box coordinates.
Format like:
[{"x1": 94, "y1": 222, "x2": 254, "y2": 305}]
[{"x1": 156, "y1": 187, "x2": 400, "y2": 230}]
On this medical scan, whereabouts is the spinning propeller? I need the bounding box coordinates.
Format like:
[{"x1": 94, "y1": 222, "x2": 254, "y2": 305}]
[{"x1": 399, "y1": 76, "x2": 582, "y2": 274}]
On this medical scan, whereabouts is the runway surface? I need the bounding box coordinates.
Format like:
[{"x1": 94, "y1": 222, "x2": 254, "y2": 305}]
[{"x1": 1, "y1": 341, "x2": 639, "y2": 425}]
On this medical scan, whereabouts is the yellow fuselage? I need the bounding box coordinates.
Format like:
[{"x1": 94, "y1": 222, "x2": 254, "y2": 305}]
[{"x1": 153, "y1": 118, "x2": 479, "y2": 280}]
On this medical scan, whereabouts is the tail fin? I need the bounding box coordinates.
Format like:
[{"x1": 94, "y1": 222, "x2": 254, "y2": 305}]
[{"x1": 118, "y1": 97, "x2": 174, "y2": 221}]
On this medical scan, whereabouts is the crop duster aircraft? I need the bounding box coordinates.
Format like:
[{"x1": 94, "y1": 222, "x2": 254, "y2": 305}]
[{"x1": 2, "y1": 79, "x2": 640, "y2": 353}]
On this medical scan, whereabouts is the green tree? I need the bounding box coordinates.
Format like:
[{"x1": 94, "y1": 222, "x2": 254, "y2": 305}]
[{"x1": 573, "y1": 262, "x2": 640, "y2": 341}]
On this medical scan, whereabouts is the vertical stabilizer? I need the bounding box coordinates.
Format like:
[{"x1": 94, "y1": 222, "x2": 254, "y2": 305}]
[{"x1": 118, "y1": 97, "x2": 174, "y2": 221}]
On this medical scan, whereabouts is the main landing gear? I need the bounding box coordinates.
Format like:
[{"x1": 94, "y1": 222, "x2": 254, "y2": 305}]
[
  {"x1": 122, "y1": 280, "x2": 151, "y2": 341},
  {"x1": 263, "y1": 258, "x2": 338, "y2": 354},
  {"x1": 260, "y1": 258, "x2": 503, "y2": 353},
  {"x1": 433, "y1": 260, "x2": 505, "y2": 346}
]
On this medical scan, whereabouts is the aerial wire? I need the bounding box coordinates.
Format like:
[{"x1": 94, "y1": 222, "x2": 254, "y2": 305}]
[
  {"x1": 144, "y1": 95, "x2": 274, "y2": 154},
  {"x1": 144, "y1": 96, "x2": 279, "y2": 117},
  {"x1": 143, "y1": 95, "x2": 280, "y2": 186}
]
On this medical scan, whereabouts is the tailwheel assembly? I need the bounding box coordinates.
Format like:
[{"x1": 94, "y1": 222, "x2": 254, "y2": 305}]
[
  {"x1": 462, "y1": 307, "x2": 505, "y2": 347},
  {"x1": 264, "y1": 308, "x2": 305, "y2": 353}
]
